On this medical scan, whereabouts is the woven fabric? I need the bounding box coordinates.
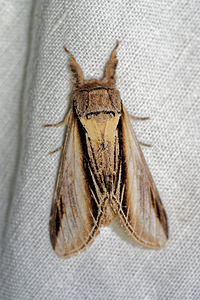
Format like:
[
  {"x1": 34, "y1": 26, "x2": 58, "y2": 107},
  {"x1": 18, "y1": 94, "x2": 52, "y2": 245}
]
[{"x1": 1, "y1": 1, "x2": 200, "y2": 299}]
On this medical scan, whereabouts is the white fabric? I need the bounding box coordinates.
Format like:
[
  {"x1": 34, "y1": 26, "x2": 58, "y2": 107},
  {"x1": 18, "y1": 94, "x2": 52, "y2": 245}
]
[{"x1": 1, "y1": 1, "x2": 200, "y2": 299}]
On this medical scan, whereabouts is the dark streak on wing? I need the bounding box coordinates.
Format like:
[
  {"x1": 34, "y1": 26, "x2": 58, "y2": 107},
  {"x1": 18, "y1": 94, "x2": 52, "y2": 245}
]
[
  {"x1": 150, "y1": 189, "x2": 160, "y2": 220},
  {"x1": 60, "y1": 196, "x2": 64, "y2": 217},
  {"x1": 117, "y1": 117, "x2": 128, "y2": 214},
  {"x1": 150, "y1": 188, "x2": 167, "y2": 230},
  {"x1": 51, "y1": 136, "x2": 69, "y2": 245},
  {"x1": 76, "y1": 113, "x2": 100, "y2": 220},
  {"x1": 55, "y1": 206, "x2": 61, "y2": 240},
  {"x1": 113, "y1": 137, "x2": 117, "y2": 180},
  {"x1": 53, "y1": 196, "x2": 65, "y2": 247},
  {"x1": 153, "y1": 194, "x2": 168, "y2": 239},
  {"x1": 113, "y1": 139, "x2": 120, "y2": 195},
  {"x1": 156, "y1": 200, "x2": 161, "y2": 220}
]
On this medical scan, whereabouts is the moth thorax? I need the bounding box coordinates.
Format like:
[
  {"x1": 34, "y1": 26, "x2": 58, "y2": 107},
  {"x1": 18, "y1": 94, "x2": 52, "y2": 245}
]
[{"x1": 87, "y1": 89, "x2": 115, "y2": 113}]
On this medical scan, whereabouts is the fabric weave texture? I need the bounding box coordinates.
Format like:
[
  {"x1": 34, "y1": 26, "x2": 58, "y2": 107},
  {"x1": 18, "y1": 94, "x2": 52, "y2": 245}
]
[{"x1": 0, "y1": 1, "x2": 200, "y2": 299}]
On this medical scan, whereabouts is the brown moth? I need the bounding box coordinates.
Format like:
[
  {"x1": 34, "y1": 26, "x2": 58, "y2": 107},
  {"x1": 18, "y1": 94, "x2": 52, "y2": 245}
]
[{"x1": 44, "y1": 41, "x2": 168, "y2": 258}]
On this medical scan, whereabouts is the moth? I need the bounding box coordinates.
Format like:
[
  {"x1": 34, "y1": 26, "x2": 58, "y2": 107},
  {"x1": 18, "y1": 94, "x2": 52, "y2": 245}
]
[{"x1": 44, "y1": 41, "x2": 168, "y2": 258}]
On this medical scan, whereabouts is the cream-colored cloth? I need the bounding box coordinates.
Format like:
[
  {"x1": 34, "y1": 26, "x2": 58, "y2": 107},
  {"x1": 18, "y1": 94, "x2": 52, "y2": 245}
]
[{"x1": 1, "y1": 1, "x2": 200, "y2": 299}]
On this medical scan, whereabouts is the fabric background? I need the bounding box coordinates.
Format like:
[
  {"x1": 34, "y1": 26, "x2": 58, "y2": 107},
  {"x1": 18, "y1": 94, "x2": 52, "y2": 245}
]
[{"x1": 0, "y1": 1, "x2": 200, "y2": 299}]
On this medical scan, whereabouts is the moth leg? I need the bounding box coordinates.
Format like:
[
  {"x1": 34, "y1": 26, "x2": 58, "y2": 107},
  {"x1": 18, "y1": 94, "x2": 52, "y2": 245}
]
[
  {"x1": 129, "y1": 114, "x2": 150, "y2": 121},
  {"x1": 49, "y1": 146, "x2": 63, "y2": 155},
  {"x1": 139, "y1": 141, "x2": 152, "y2": 147},
  {"x1": 43, "y1": 113, "x2": 69, "y2": 128},
  {"x1": 42, "y1": 120, "x2": 66, "y2": 128}
]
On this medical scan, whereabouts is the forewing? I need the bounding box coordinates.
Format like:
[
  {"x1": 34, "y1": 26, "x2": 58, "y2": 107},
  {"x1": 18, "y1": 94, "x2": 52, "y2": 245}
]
[
  {"x1": 112, "y1": 106, "x2": 168, "y2": 248},
  {"x1": 49, "y1": 109, "x2": 101, "y2": 257}
]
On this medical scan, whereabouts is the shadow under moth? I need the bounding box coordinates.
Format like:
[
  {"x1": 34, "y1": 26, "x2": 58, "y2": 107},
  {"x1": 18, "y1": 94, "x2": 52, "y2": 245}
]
[{"x1": 44, "y1": 41, "x2": 168, "y2": 258}]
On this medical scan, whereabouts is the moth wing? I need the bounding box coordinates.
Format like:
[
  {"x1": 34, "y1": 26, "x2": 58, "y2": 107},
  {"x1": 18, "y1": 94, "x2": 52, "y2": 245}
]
[
  {"x1": 49, "y1": 109, "x2": 100, "y2": 257},
  {"x1": 113, "y1": 106, "x2": 168, "y2": 248}
]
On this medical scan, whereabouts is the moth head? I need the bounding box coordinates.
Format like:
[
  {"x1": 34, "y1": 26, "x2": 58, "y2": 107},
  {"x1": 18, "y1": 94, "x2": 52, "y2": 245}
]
[{"x1": 64, "y1": 41, "x2": 119, "y2": 89}]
